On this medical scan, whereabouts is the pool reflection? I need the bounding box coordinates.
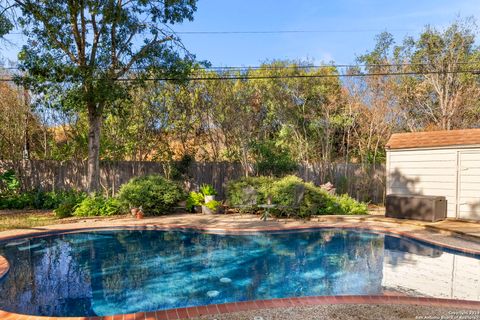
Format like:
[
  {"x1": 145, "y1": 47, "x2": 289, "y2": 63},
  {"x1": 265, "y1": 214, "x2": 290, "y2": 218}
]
[{"x1": 382, "y1": 235, "x2": 480, "y2": 300}]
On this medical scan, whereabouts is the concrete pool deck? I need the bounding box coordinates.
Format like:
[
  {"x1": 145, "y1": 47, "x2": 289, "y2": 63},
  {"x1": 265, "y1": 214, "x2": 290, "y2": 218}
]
[{"x1": 0, "y1": 213, "x2": 479, "y2": 320}]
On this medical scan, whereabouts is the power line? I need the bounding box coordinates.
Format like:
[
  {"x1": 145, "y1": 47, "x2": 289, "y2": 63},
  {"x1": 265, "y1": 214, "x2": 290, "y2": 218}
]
[
  {"x1": 5, "y1": 28, "x2": 415, "y2": 36},
  {"x1": 1, "y1": 69, "x2": 478, "y2": 82},
  {"x1": 172, "y1": 29, "x2": 415, "y2": 35},
  {"x1": 2, "y1": 61, "x2": 480, "y2": 71},
  {"x1": 118, "y1": 69, "x2": 480, "y2": 81},
  {"x1": 198, "y1": 61, "x2": 480, "y2": 72},
  {"x1": 147, "y1": 61, "x2": 476, "y2": 72}
]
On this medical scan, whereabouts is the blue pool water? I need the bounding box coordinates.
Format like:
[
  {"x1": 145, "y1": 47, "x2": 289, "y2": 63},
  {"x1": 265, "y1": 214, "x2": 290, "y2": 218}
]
[{"x1": 0, "y1": 228, "x2": 479, "y2": 317}]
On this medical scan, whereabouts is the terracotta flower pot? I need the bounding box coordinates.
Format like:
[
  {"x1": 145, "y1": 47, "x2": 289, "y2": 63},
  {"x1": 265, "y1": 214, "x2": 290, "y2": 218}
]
[
  {"x1": 136, "y1": 210, "x2": 144, "y2": 219},
  {"x1": 130, "y1": 208, "x2": 139, "y2": 217}
]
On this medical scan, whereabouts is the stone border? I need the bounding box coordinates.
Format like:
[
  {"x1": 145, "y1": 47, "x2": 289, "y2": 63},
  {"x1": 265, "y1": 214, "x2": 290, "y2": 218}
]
[{"x1": 0, "y1": 223, "x2": 480, "y2": 319}]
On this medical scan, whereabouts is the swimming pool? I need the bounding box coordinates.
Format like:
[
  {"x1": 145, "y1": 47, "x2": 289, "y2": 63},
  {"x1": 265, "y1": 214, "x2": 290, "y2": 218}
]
[{"x1": 0, "y1": 228, "x2": 478, "y2": 317}]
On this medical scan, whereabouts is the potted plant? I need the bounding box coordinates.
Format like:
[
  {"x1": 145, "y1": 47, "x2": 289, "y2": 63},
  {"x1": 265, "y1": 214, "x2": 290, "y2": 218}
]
[
  {"x1": 201, "y1": 200, "x2": 222, "y2": 214},
  {"x1": 185, "y1": 185, "x2": 221, "y2": 214},
  {"x1": 200, "y1": 184, "x2": 217, "y2": 203},
  {"x1": 186, "y1": 191, "x2": 204, "y2": 213}
]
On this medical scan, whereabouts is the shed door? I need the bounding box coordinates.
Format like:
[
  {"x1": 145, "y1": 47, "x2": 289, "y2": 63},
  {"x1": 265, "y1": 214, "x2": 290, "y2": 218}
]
[{"x1": 458, "y1": 151, "x2": 480, "y2": 220}]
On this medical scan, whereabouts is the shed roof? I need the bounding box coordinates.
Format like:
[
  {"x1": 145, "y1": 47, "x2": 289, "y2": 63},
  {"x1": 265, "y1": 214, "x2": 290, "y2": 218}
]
[{"x1": 386, "y1": 128, "x2": 480, "y2": 150}]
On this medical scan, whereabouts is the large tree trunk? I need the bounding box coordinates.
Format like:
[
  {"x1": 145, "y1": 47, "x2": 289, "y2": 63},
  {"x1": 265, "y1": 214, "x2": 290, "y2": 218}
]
[{"x1": 87, "y1": 103, "x2": 102, "y2": 193}]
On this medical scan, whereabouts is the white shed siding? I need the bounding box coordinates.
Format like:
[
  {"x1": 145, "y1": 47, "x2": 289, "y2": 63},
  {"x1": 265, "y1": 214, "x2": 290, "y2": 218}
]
[
  {"x1": 458, "y1": 151, "x2": 480, "y2": 220},
  {"x1": 386, "y1": 147, "x2": 480, "y2": 220},
  {"x1": 387, "y1": 148, "x2": 457, "y2": 217}
]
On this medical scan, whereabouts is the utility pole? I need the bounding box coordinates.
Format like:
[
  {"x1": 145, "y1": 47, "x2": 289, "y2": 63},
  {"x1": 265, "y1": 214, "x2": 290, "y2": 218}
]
[{"x1": 22, "y1": 87, "x2": 30, "y2": 160}]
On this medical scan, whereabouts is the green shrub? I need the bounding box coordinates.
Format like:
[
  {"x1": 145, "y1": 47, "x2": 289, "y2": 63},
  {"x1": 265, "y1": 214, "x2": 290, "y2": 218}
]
[
  {"x1": 73, "y1": 195, "x2": 123, "y2": 217},
  {"x1": 117, "y1": 175, "x2": 185, "y2": 216},
  {"x1": 53, "y1": 191, "x2": 86, "y2": 218},
  {"x1": 0, "y1": 192, "x2": 35, "y2": 209},
  {"x1": 54, "y1": 199, "x2": 78, "y2": 218},
  {"x1": 226, "y1": 176, "x2": 274, "y2": 208},
  {"x1": 331, "y1": 194, "x2": 369, "y2": 215},
  {"x1": 226, "y1": 175, "x2": 368, "y2": 218},
  {"x1": 34, "y1": 190, "x2": 85, "y2": 210},
  {"x1": 268, "y1": 175, "x2": 303, "y2": 205},
  {"x1": 0, "y1": 189, "x2": 85, "y2": 212},
  {"x1": 0, "y1": 170, "x2": 20, "y2": 194}
]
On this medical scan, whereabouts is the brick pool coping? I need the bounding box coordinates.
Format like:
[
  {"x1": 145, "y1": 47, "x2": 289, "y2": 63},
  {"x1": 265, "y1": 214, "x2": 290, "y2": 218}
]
[
  {"x1": 1, "y1": 221, "x2": 480, "y2": 319},
  {"x1": 0, "y1": 296, "x2": 479, "y2": 320}
]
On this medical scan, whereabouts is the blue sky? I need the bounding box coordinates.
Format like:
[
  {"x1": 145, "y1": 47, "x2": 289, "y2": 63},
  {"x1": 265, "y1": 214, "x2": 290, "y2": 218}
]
[{"x1": 2, "y1": 0, "x2": 480, "y2": 67}]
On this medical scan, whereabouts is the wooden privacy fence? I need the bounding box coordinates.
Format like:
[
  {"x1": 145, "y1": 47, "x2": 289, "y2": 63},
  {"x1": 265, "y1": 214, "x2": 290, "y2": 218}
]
[{"x1": 0, "y1": 160, "x2": 386, "y2": 204}]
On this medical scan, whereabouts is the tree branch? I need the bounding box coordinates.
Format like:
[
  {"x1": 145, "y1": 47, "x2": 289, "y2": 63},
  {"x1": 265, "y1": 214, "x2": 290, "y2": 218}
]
[
  {"x1": 114, "y1": 34, "x2": 172, "y2": 78},
  {"x1": 67, "y1": 0, "x2": 84, "y2": 65},
  {"x1": 13, "y1": 0, "x2": 79, "y2": 64}
]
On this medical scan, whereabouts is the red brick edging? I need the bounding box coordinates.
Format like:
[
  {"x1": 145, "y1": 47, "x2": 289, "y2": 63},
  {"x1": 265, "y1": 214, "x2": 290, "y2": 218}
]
[{"x1": 0, "y1": 296, "x2": 479, "y2": 320}]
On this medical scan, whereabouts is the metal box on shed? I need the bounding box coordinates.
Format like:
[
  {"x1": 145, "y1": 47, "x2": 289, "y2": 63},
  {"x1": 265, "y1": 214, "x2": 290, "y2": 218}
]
[{"x1": 386, "y1": 194, "x2": 447, "y2": 222}]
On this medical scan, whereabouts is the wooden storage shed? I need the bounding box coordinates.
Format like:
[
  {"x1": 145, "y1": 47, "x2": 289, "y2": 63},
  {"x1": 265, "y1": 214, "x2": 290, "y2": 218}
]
[{"x1": 385, "y1": 129, "x2": 480, "y2": 221}]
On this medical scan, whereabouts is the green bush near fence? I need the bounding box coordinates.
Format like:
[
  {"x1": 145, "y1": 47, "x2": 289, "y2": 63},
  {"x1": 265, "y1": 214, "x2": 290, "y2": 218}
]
[
  {"x1": 72, "y1": 195, "x2": 123, "y2": 217},
  {"x1": 53, "y1": 192, "x2": 87, "y2": 218},
  {"x1": 225, "y1": 176, "x2": 275, "y2": 208},
  {"x1": 226, "y1": 175, "x2": 368, "y2": 218},
  {"x1": 0, "y1": 189, "x2": 86, "y2": 211},
  {"x1": 117, "y1": 174, "x2": 185, "y2": 216},
  {"x1": 0, "y1": 170, "x2": 20, "y2": 194},
  {"x1": 0, "y1": 171, "x2": 186, "y2": 218}
]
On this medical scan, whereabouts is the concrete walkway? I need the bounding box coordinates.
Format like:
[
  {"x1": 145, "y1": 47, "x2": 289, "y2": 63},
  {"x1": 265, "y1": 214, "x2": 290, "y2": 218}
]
[{"x1": 317, "y1": 214, "x2": 480, "y2": 241}]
